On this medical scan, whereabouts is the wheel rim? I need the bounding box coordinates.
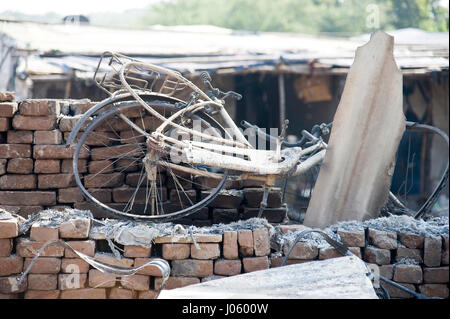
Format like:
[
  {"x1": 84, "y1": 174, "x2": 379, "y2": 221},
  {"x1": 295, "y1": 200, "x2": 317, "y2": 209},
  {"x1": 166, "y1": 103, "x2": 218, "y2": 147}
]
[{"x1": 73, "y1": 100, "x2": 229, "y2": 222}]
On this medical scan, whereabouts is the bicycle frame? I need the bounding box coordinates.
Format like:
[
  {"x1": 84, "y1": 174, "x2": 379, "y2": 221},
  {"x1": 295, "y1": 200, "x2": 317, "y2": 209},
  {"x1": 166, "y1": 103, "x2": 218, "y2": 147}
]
[{"x1": 69, "y1": 52, "x2": 327, "y2": 187}]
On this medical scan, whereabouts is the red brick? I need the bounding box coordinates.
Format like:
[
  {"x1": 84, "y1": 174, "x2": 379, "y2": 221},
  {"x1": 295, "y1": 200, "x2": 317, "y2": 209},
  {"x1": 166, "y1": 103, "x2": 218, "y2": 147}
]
[
  {"x1": 24, "y1": 290, "x2": 60, "y2": 299},
  {"x1": 83, "y1": 173, "x2": 124, "y2": 188},
  {"x1": 60, "y1": 288, "x2": 107, "y2": 299},
  {"x1": 23, "y1": 257, "x2": 61, "y2": 274},
  {"x1": 34, "y1": 130, "x2": 62, "y2": 144},
  {"x1": 7, "y1": 130, "x2": 32, "y2": 144},
  {"x1": 86, "y1": 188, "x2": 111, "y2": 202},
  {"x1": 253, "y1": 229, "x2": 270, "y2": 257},
  {"x1": 0, "y1": 255, "x2": 23, "y2": 276},
  {"x1": 368, "y1": 228, "x2": 397, "y2": 249},
  {"x1": 419, "y1": 284, "x2": 449, "y2": 298},
  {"x1": 0, "y1": 274, "x2": 27, "y2": 293},
  {"x1": 0, "y1": 174, "x2": 36, "y2": 189},
  {"x1": 59, "y1": 218, "x2": 91, "y2": 239},
  {"x1": 0, "y1": 239, "x2": 12, "y2": 256},
  {"x1": 238, "y1": 229, "x2": 254, "y2": 257},
  {"x1": 64, "y1": 131, "x2": 116, "y2": 146},
  {"x1": 154, "y1": 276, "x2": 200, "y2": 290},
  {"x1": 112, "y1": 186, "x2": 167, "y2": 202},
  {"x1": 69, "y1": 100, "x2": 96, "y2": 115},
  {"x1": 242, "y1": 256, "x2": 269, "y2": 273},
  {"x1": 13, "y1": 115, "x2": 57, "y2": 130},
  {"x1": 223, "y1": 231, "x2": 238, "y2": 259},
  {"x1": 28, "y1": 274, "x2": 58, "y2": 290},
  {"x1": 154, "y1": 234, "x2": 222, "y2": 244},
  {"x1": 93, "y1": 253, "x2": 133, "y2": 267},
  {"x1": 0, "y1": 118, "x2": 9, "y2": 131},
  {"x1": 88, "y1": 160, "x2": 114, "y2": 174},
  {"x1": 380, "y1": 264, "x2": 394, "y2": 280},
  {"x1": 424, "y1": 236, "x2": 442, "y2": 267},
  {"x1": 61, "y1": 258, "x2": 90, "y2": 273},
  {"x1": 134, "y1": 258, "x2": 167, "y2": 276},
  {"x1": 395, "y1": 247, "x2": 423, "y2": 263},
  {"x1": 58, "y1": 115, "x2": 89, "y2": 132},
  {"x1": 423, "y1": 267, "x2": 449, "y2": 283},
  {"x1": 171, "y1": 259, "x2": 213, "y2": 277},
  {"x1": 0, "y1": 102, "x2": 18, "y2": 117},
  {"x1": 62, "y1": 159, "x2": 87, "y2": 173},
  {"x1": 399, "y1": 232, "x2": 424, "y2": 249},
  {"x1": 33, "y1": 144, "x2": 88, "y2": 159},
  {"x1": 0, "y1": 144, "x2": 31, "y2": 158},
  {"x1": 6, "y1": 158, "x2": 33, "y2": 174},
  {"x1": 65, "y1": 240, "x2": 95, "y2": 258},
  {"x1": 58, "y1": 273, "x2": 88, "y2": 290},
  {"x1": 0, "y1": 218, "x2": 19, "y2": 238},
  {"x1": 214, "y1": 259, "x2": 242, "y2": 275},
  {"x1": 109, "y1": 287, "x2": 137, "y2": 299},
  {"x1": 393, "y1": 264, "x2": 422, "y2": 284},
  {"x1": 191, "y1": 243, "x2": 220, "y2": 260},
  {"x1": 58, "y1": 187, "x2": 84, "y2": 203},
  {"x1": 0, "y1": 191, "x2": 56, "y2": 206},
  {"x1": 244, "y1": 188, "x2": 281, "y2": 208},
  {"x1": 34, "y1": 159, "x2": 60, "y2": 173},
  {"x1": 121, "y1": 274, "x2": 150, "y2": 291},
  {"x1": 88, "y1": 269, "x2": 118, "y2": 288},
  {"x1": 283, "y1": 242, "x2": 318, "y2": 260},
  {"x1": 90, "y1": 144, "x2": 141, "y2": 161},
  {"x1": 16, "y1": 239, "x2": 64, "y2": 257},
  {"x1": 19, "y1": 99, "x2": 60, "y2": 116},
  {"x1": 363, "y1": 246, "x2": 391, "y2": 265},
  {"x1": 38, "y1": 173, "x2": 76, "y2": 189},
  {"x1": 138, "y1": 290, "x2": 158, "y2": 299},
  {"x1": 124, "y1": 245, "x2": 151, "y2": 258}
]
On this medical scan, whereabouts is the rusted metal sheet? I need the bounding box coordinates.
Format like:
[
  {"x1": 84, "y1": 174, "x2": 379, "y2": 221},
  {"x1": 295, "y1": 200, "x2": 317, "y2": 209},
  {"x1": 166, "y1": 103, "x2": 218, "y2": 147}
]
[{"x1": 304, "y1": 31, "x2": 405, "y2": 228}]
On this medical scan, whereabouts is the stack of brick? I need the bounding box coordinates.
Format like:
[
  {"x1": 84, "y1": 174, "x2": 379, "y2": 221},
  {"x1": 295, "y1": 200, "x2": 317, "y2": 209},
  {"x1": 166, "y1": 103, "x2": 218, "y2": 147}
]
[
  {"x1": 1, "y1": 96, "x2": 286, "y2": 225},
  {"x1": 277, "y1": 225, "x2": 449, "y2": 299},
  {"x1": 0, "y1": 212, "x2": 274, "y2": 299}
]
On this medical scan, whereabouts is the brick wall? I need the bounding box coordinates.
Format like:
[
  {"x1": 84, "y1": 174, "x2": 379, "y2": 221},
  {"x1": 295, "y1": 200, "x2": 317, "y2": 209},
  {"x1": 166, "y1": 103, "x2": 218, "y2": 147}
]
[
  {"x1": 0, "y1": 213, "x2": 448, "y2": 299},
  {"x1": 0, "y1": 94, "x2": 286, "y2": 224}
]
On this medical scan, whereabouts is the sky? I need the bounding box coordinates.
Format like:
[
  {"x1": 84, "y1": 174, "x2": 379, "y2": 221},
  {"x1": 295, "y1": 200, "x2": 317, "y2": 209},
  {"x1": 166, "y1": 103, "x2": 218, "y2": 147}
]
[{"x1": 0, "y1": 0, "x2": 161, "y2": 15}]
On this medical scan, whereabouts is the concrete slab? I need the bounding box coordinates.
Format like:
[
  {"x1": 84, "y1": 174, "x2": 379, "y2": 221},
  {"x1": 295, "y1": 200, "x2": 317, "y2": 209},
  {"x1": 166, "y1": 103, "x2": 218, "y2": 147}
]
[
  {"x1": 159, "y1": 256, "x2": 378, "y2": 299},
  {"x1": 304, "y1": 30, "x2": 405, "y2": 228}
]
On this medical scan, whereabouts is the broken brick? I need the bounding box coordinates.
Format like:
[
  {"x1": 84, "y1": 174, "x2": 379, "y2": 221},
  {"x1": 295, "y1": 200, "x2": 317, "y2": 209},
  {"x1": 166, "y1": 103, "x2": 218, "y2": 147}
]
[
  {"x1": 214, "y1": 259, "x2": 242, "y2": 276},
  {"x1": 368, "y1": 228, "x2": 397, "y2": 249}
]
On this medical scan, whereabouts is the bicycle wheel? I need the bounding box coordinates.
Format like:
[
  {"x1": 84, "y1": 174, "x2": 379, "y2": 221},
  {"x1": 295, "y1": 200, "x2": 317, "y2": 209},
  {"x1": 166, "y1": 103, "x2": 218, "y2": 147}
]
[{"x1": 72, "y1": 99, "x2": 230, "y2": 222}]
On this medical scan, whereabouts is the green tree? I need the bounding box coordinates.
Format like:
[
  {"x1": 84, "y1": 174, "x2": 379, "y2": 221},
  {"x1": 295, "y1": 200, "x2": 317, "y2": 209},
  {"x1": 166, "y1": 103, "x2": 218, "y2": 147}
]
[{"x1": 141, "y1": 0, "x2": 449, "y2": 34}]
